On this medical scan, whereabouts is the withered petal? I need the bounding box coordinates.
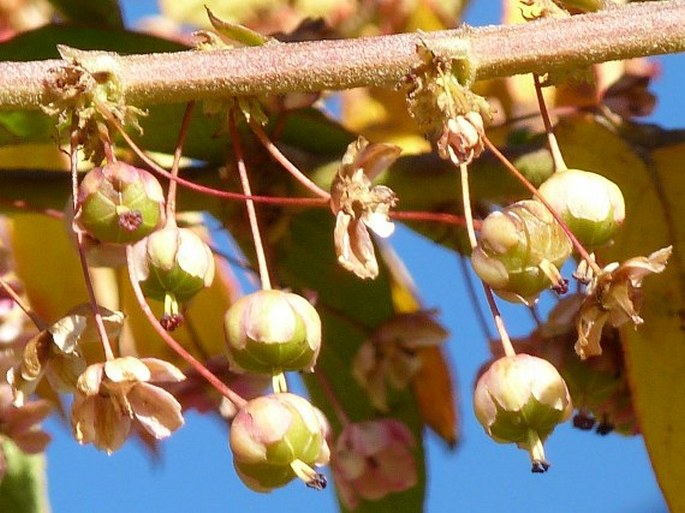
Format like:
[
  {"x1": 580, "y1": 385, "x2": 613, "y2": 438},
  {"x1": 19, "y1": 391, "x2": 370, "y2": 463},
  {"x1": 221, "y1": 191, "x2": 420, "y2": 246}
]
[
  {"x1": 104, "y1": 356, "x2": 151, "y2": 384},
  {"x1": 129, "y1": 383, "x2": 184, "y2": 439},
  {"x1": 141, "y1": 358, "x2": 186, "y2": 383}
]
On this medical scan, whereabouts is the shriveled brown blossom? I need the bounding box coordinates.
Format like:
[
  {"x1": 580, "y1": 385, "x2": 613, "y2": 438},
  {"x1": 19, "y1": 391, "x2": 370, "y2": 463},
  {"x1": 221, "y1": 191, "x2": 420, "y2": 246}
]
[
  {"x1": 330, "y1": 137, "x2": 400, "y2": 279},
  {"x1": 576, "y1": 246, "x2": 671, "y2": 359},
  {"x1": 353, "y1": 311, "x2": 447, "y2": 411},
  {"x1": 71, "y1": 356, "x2": 185, "y2": 454}
]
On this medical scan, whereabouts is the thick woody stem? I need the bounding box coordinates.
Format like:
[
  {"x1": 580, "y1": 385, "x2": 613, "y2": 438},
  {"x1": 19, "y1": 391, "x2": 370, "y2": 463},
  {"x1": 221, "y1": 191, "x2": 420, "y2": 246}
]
[{"x1": 0, "y1": 2, "x2": 683, "y2": 109}]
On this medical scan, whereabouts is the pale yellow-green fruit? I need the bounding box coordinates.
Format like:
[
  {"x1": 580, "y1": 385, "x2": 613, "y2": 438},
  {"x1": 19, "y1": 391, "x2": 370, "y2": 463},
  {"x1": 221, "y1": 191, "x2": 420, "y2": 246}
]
[
  {"x1": 471, "y1": 200, "x2": 572, "y2": 305},
  {"x1": 224, "y1": 290, "x2": 321, "y2": 375},
  {"x1": 230, "y1": 393, "x2": 330, "y2": 492},
  {"x1": 538, "y1": 168, "x2": 625, "y2": 248},
  {"x1": 474, "y1": 354, "x2": 572, "y2": 472}
]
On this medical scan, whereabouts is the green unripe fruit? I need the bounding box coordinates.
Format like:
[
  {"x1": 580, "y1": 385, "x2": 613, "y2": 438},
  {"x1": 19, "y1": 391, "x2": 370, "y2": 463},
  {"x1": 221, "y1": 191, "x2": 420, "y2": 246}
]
[
  {"x1": 538, "y1": 168, "x2": 625, "y2": 248},
  {"x1": 75, "y1": 162, "x2": 165, "y2": 244},
  {"x1": 471, "y1": 200, "x2": 572, "y2": 305},
  {"x1": 474, "y1": 354, "x2": 572, "y2": 472},
  {"x1": 132, "y1": 222, "x2": 214, "y2": 303},
  {"x1": 224, "y1": 290, "x2": 321, "y2": 374},
  {"x1": 230, "y1": 393, "x2": 330, "y2": 492}
]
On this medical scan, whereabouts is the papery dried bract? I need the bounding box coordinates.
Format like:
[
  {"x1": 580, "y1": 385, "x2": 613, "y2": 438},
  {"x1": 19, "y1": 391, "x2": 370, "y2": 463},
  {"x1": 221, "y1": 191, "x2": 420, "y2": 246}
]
[
  {"x1": 330, "y1": 137, "x2": 400, "y2": 279},
  {"x1": 352, "y1": 311, "x2": 447, "y2": 411},
  {"x1": 7, "y1": 304, "x2": 124, "y2": 406},
  {"x1": 71, "y1": 356, "x2": 185, "y2": 454},
  {"x1": 332, "y1": 419, "x2": 417, "y2": 510},
  {"x1": 576, "y1": 246, "x2": 672, "y2": 359}
]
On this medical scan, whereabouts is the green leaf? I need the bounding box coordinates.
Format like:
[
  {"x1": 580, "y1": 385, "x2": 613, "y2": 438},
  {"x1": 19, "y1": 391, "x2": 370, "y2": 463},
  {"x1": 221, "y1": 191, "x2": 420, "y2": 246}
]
[
  {"x1": 0, "y1": 440, "x2": 49, "y2": 513},
  {"x1": 0, "y1": 24, "x2": 187, "y2": 62},
  {"x1": 47, "y1": 0, "x2": 124, "y2": 29}
]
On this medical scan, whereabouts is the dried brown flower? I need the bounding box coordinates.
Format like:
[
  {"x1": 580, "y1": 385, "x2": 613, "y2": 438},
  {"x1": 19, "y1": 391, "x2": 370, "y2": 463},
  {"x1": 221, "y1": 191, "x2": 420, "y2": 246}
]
[
  {"x1": 576, "y1": 246, "x2": 672, "y2": 359},
  {"x1": 7, "y1": 304, "x2": 124, "y2": 406},
  {"x1": 71, "y1": 356, "x2": 185, "y2": 454},
  {"x1": 352, "y1": 311, "x2": 447, "y2": 411},
  {"x1": 330, "y1": 137, "x2": 400, "y2": 279}
]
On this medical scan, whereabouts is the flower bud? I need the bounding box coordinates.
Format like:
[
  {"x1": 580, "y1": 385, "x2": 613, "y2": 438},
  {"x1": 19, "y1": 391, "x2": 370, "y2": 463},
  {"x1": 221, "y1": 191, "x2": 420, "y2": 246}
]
[
  {"x1": 471, "y1": 200, "x2": 572, "y2": 305},
  {"x1": 474, "y1": 354, "x2": 572, "y2": 472},
  {"x1": 538, "y1": 168, "x2": 625, "y2": 248},
  {"x1": 74, "y1": 162, "x2": 165, "y2": 244},
  {"x1": 230, "y1": 393, "x2": 330, "y2": 492},
  {"x1": 131, "y1": 222, "x2": 215, "y2": 304},
  {"x1": 224, "y1": 290, "x2": 321, "y2": 374}
]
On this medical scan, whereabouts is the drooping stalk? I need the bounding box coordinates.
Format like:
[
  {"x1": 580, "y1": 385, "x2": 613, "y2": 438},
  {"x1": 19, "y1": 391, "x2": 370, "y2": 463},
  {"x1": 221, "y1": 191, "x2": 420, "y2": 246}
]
[
  {"x1": 313, "y1": 368, "x2": 351, "y2": 427},
  {"x1": 69, "y1": 118, "x2": 115, "y2": 361},
  {"x1": 165, "y1": 101, "x2": 196, "y2": 219},
  {"x1": 101, "y1": 103, "x2": 327, "y2": 207},
  {"x1": 250, "y1": 121, "x2": 331, "y2": 200},
  {"x1": 0, "y1": 275, "x2": 45, "y2": 330},
  {"x1": 532, "y1": 74, "x2": 567, "y2": 172},
  {"x1": 458, "y1": 161, "x2": 515, "y2": 357},
  {"x1": 228, "y1": 112, "x2": 273, "y2": 291}
]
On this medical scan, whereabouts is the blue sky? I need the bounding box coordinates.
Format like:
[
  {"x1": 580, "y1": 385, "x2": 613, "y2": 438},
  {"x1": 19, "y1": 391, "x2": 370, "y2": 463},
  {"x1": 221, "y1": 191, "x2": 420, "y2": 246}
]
[{"x1": 44, "y1": 1, "x2": 684, "y2": 512}]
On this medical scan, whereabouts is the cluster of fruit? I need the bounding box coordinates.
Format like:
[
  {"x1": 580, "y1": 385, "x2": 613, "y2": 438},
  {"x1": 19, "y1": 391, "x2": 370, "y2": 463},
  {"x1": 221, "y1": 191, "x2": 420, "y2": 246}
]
[
  {"x1": 73, "y1": 160, "x2": 329, "y2": 490},
  {"x1": 471, "y1": 166, "x2": 626, "y2": 471}
]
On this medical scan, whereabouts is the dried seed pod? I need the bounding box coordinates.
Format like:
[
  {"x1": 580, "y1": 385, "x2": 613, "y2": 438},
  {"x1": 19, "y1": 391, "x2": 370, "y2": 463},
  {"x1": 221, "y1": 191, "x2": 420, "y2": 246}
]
[
  {"x1": 474, "y1": 353, "x2": 572, "y2": 472},
  {"x1": 224, "y1": 290, "x2": 321, "y2": 374},
  {"x1": 471, "y1": 200, "x2": 572, "y2": 305},
  {"x1": 74, "y1": 162, "x2": 165, "y2": 244},
  {"x1": 538, "y1": 168, "x2": 625, "y2": 248},
  {"x1": 230, "y1": 393, "x2": 330, "y2": 492}
]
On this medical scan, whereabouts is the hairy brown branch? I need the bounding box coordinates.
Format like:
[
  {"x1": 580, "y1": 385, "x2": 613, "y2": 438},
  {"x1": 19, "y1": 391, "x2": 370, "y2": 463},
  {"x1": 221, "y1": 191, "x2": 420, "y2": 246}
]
[{"x1": 0, "y1": 2, "x2": 683, "y2": 109}]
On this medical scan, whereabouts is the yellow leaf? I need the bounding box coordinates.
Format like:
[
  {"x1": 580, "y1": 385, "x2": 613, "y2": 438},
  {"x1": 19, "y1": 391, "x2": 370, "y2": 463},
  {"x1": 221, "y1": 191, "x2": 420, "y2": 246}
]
[
  {"x1": 11, "y1": 214, "x2": 88, "y2": 323},
  {"x1": 556, "y1": 117, "x2": 685, "y2": 511}
]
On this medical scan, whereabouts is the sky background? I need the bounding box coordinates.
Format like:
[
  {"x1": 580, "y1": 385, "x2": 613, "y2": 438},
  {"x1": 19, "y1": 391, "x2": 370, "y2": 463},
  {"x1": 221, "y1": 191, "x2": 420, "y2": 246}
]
[{"x1": 42, "y1": 1, "x2": 684, "y2": 512}]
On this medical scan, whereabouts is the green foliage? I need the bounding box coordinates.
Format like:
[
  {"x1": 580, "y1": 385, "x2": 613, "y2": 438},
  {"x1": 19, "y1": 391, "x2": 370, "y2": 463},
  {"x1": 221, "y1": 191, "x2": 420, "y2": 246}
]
[{"x1": 0, "y1": 440, "x2": 48, "y2": 513}]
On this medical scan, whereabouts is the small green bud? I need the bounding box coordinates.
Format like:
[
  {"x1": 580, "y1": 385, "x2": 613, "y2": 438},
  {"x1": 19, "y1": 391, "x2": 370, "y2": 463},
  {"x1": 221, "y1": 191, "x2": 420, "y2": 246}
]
[
  {"x1": 74, "y1": 162, "x2": 165, "y2": 244},
  {"x1": 538, "y1": 168, "x2": 625, "y2": 248},
  {"x1": 230, "y1": 393, "x2": 330, "y2": 492},
  {"x1": 224, "y1": 290, "x2": 321, "y2": 375},
  {"x1": 132, "y1": 222, "x2": 215, "y2": 303},
  {"x1": 474, "y1": 354, "x2": 572, "y2": 472},
  {"x1": 471, "y1": 200, "x2": 572, "y2": 305}
]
